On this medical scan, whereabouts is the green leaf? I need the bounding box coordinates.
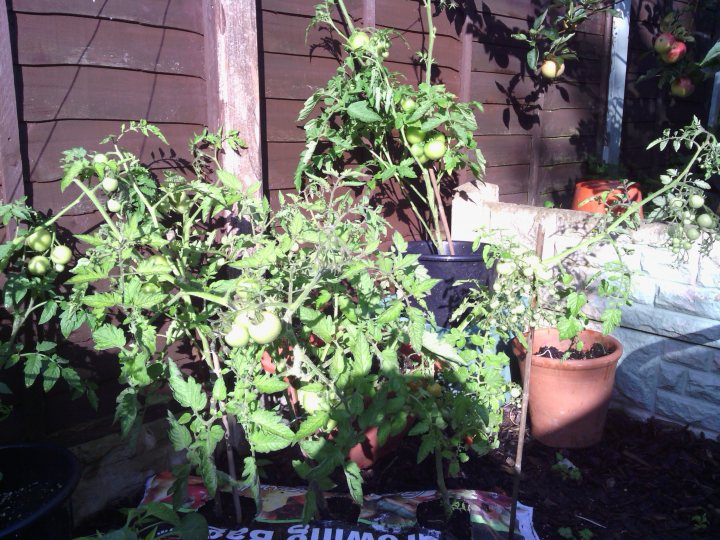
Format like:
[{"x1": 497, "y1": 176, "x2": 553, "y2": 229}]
[
  {"x1": 295, "y1": 412, "x2": 329, "y2": 439},
  {"x1": 346, "y1": 100, "x2": 382, "y2": 123},
  {"x1": 43, "y1": 362, "x2": 61, "y2": 392},
  {"x1": 92, "y1": 324, "x2": 126, "y2": 350},
  {"x1": 217, "y1": 169, "x2": 243, "y2": 192},
  {"x1": 601, "y1": 308, "x2": 622, "y2": 335},
  {"x1": 38, "y1": 300, "x2": 58, "y2": 325},
  {"x1": 83, "y1": 292, "x2": 122, "y2": 309},
  {"x1": 527, "y1": 48, "x2": 539, "y2": 71},
  {"x1": 176, "y1": 512, "x2": 208, "y2": 540},
  {"x1": 250, "y1": 409, "x2": 295, "y2": 441},
  {"x1": 343, "y1": 461, "x2": 363, "y2": 505},
  {"x1": 212, "y1": 377, "x2": 227, "y2": 401},
  {"x1": 298, "y1": 306, "x2": 334, "y2": 344},
  {"x1": 350, "y1": 331, "x2": 372, "y2": 377},
  {"x1": 24, "y1": 355, "x2": 42, "y2": 387},
  {"x1": 249, "y1": 430, "x2": 293, "y2": 453},
  {"x1": 114, "y1": 388, "x2": 139, "y2": 437},
  {"x1": 565, "y1": 292, "x2": 587, "y2": 316},
  {"x1": 377, "y1": 300, "x2": 403, "y2": 324},
  {"x1": 167, "y1": 360, "x2": 208, "y2": 412},
  {"x1": 254, "y1": 375, "x2": 289, "y2": 394},
  {"x1": 422, "y1": 331, "x2": 463, "y2": 363},
  {"x1": 145, "y1": 502, "x2": 180, "y2": 527},
  {"x1": 168, "y1": 413, "x2": 193, "y2": 451},
  {"x1": 61, "y1": 161, "x2": 84, "y2": 192},
  {"x1": 557, "y1": 316, "x2": 584, "y2": 341}
]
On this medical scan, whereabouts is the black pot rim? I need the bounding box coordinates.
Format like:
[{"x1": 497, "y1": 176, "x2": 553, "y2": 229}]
[
  {"x1": 406, "y1": 240, "x2": 486, "y2": 263},
  {"x1": 0, "y1": 443, "x2": 81, "y2": 538}
]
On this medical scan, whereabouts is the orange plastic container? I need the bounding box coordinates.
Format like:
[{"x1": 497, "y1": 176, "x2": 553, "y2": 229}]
[{"x1": 572, "y1": 179, "x2": 643, "y2": 218}]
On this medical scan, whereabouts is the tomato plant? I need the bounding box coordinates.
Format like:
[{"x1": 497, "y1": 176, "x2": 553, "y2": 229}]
[
  {"x1": 297, "y1": 0, "x2": 485, "y2": 253},
  {"x1": 1, "y1": 121, "x2": 510, "y2": 522}
]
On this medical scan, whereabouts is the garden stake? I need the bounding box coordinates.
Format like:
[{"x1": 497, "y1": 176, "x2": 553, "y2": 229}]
[
  {"x1": 508, "y1": 225, "x2": 544, "y2": 539},
  {"x1": 428, "y1": 168, "x2": 454, "y2": 255},
  {"x1": 210, "y1": 346, "x2": 242, "y2": 524}
]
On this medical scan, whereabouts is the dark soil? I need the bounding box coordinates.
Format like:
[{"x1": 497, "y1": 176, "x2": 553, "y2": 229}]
[
  {"x1": 77, "y1": 407, "x2": 720, "y2": 539},
  {"x1": 537, "y1": 343, "x2": 613, "y2": 361},
  {"x1": 0, "y1": 480, "x2": 61, "y2": 528}
]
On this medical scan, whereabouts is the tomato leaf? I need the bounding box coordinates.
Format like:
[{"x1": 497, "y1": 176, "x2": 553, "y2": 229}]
[
  {"x1": 343, "y1": 461, "x2": 364, "y2": 505},
  {"x1": 92, "y1": 324, "x2": 126, "y2": 350},
  {"x1": 346, "y1": 100, "x2": 382, "y2": 123}
]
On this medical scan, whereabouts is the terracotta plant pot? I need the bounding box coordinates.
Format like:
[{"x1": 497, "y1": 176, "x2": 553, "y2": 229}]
[
  {"x1": 512, "y1": 328, "x2": 623, "y2": 448},
  {"x1": 572, "y1": 179, "x2": 644, "y2": 219}
]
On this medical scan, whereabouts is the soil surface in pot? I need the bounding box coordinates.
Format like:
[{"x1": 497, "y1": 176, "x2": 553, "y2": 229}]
[
  {"x1": 0, "y1": 480, "x2": 61, "y2": 529},
  {"x1": 538, "y1": 343, "x2": 614, "y2": 360},
  {"x1": 76, "y1": 406, "x2": 719, "y2": 539}
]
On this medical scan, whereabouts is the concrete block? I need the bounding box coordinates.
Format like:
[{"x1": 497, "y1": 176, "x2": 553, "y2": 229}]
[
  {"x1": 637, "y1": 244, "x2": 698, "y2": 284},
  {"x1": 697, "y1": 243, "x2": 720, "y2": 288},
  {"x1": 655, "y1": 281, "x2": 720, "y2": 321},
  {"x1": 686, "y1": 370, "x2": 720, "y2": 405},
  {"x1": 611, "y1": 327, "x2": 663, "y2": 411},
  {"x1": 655, "y1": 389, "x2": 720, "y2": 434},
  {"x1": 657, "y1": 361, "x2": 689, "y2": 394},
  {"x1": 618, "y1": 304, "x2": 720, "y2": 348},
  {"x1": 628, "y1": 274, "x2": 657, "y2": 305},
  {"x1": 663, "y1": 340, "x2": 720, "y2": 371}
]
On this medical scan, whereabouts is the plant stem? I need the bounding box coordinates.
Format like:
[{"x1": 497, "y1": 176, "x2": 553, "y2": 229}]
[
  {"x1": 71, "y1": 178, "x2": 122, "y2": 240},
  {"x1": 423, "y1": 0, "x2": 436, "y2": 86},
  {"x1": 434, "y1": 442, "x2": 450, "y2": 517},
  {"x1": 336, "y1": 0, "x2": 355, "y2": 33},
  {"x1": 544, "y1": 142, "x2": 706, "y2": 268}
]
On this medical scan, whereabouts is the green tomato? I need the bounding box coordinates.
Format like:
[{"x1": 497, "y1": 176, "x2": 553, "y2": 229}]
[
  {"x1": 688, "y1": 194, "x2": 705, "y2": 209},
  {"x1": 410, "y1": 143, "x2": 425, "y2": 159},
  {"x1": 297, "y1": 388, "x2": 329, "y2": 414},
  {"x1": 25, "y1": 227, "x2": 52, "y2": 252},
  {"x1": 669, "y1": 197, "x2": 684, "y2": 209},
  {"x1": 423, "y1": 139, "x2": 447, "y2": 160},
  {"x1": 54, "y1": 263, "x2": 65, "y2": 272},
  {"x1": 426, "y1": 131, "x2": 447, "y2": 144},
  {"x1": 27, "y1": 255, "x2": 51, "y2": 276},
  {"x1": 141, "y1": 282, "x2": 163, "y2": 294},
  {"x1": 171, "y1": 192, "x2": 191, "y2": 213},
  {"x1": 107, "y1": 199, "x2": 122, "y2": 213},
  {"x1": 224, "y1": 324, "x2": 250, "y2": 348},
  {"x1": 102, "y1": 176, "x2": 119, "y2": 192},
  {"x1": 685, "y1": 227, "x2": 701, "y2": 241},
  {"x1": 50, "y1": 245, "x2": 72, "y2": 265},
  {"x1": 348, "y1": 31, "x2": 370, "y2": 51},
  {"x1": 148, "y1": 254, "x2": 172, "y2": 274},
  {"x1": 405, "y1": 126, "x2": 426, "y2": 145},
  {"x1": 247, "y1": 311, "x2": 283, "y2": 345},
  {"x1": 496, "y1": 261, "x2": 516, "y2": 276},
  {"x1": 92, "y1": 154, "x2": 108, "y2": 164},
  {"x1": 697, "y1": 213, "x2": 714, "y2": 228},
  {"x1": 401, "y1": 97, "x2": 416, "y2": 112},
  {"x1": 233, "y1": 310, "x2": 254, "y2": 328}
]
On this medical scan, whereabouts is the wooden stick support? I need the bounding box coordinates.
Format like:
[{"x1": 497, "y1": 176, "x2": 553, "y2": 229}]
[{"x1": 508, "y1": 224, "x2": 545, "y2": 539}]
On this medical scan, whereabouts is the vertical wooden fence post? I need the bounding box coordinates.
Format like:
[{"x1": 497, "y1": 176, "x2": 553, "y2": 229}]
[
  {"x1": 204, "y1": 0, "x2": 263, "y2": 194},
  {"x1": 0, "y1": 6, "x2": 25, "y2": 238}
]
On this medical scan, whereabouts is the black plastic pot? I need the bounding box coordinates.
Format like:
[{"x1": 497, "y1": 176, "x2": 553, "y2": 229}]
[
  {"x1": 0, "y1": 444, "x2": 81, "y2": 539},
  {"x1": 405, "y1": 240, "x2": 493, "y2": 328}
]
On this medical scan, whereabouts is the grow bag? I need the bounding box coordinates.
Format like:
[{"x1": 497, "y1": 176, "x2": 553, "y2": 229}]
[
  {"x1": 0, "y1": 444, "x2": 81, "y2": 540},
  {"x1": 405, "y1": 240, "x2": 493, "y2": 328}
]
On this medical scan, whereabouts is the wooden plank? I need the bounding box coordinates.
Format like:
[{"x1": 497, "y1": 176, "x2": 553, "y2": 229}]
[
  {"x1": 11, "y1": 0, "x2": 204, "y2": 34},
  {"x1": 375, "y1": 0, "x2": 463, "y2": 39},
  {"x1": 474, "y1": 104, "x2": 538, "y2": 135},
  {"x1": 15, "y1": 13, "x2": 205, "y2": 77},
  {"x1": 21, "y1": 66, "x2": 206, "y2": 124},
  {"x1": 538, "y1": 162, "x2": 584, "y2": 193},
  {"x1": 262, "y1": 11, "x2": 460, "y2": 69},
  {"x1": 484, "y1": 164, "x2": 530, "y2": 195},
  {"x1": 542, "y1": 108, "x2": 601, "y2": 138},
  {"x1": 476, "y1": 135, "x2": 533, "y2": 167},
  {"x1": 0, "y1": 5, "x2": 25, "y2": 211},
  {"x1": 204, "y1": 0, "x2": 263, "y2": 189},
  {"x1": 261, "y1": 0, "x2": 364, "y2": 22},
  {"x1": 25, "y1": 121, "x2": 201, "y2": 183},
  {"x1": 540, "y1": 136, "x2": 595, "y2": 166},
  {"x1": 263, "y1": 53, "x2": 459, "y2": 100}
]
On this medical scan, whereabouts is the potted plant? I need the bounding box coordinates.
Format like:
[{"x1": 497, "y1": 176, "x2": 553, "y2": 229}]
[
  {"x1": 571, "y1": 157, "x2": 644, "y2": 218},
  {"x1": 453, "y1": 118, "x2": 720, "y2": 447},
  {"x1": 1, "y1": 122, "x2": 511, "y2": 522},
  {"x1": 296, "y1": 0, "x2": 490, "y2": 328}
]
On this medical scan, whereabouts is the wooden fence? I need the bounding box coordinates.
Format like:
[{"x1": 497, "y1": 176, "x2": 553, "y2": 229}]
[{"x1": 0, "y1": 0, "x2": 715, "y2": 442}]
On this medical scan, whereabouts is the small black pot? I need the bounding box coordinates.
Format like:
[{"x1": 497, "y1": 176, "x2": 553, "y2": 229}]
[
  {"x1": 405, "y1": 240, "x2": 493, "y2": 328},
  {"x1": 0, "y1": 444, "x2": 81, "y2": 539}
]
